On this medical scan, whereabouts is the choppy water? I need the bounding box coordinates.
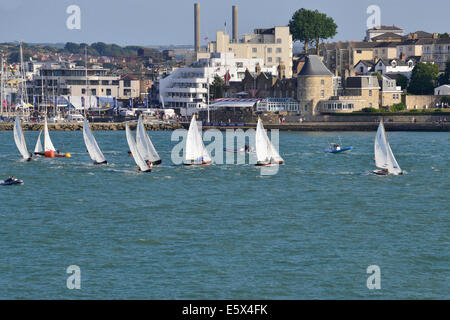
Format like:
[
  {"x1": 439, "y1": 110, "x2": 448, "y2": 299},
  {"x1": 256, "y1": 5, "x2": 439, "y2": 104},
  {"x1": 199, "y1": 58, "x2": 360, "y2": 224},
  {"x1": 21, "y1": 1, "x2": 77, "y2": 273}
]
[{"x1": 0, "y1": 130, "x2": 448, "y2": 299}]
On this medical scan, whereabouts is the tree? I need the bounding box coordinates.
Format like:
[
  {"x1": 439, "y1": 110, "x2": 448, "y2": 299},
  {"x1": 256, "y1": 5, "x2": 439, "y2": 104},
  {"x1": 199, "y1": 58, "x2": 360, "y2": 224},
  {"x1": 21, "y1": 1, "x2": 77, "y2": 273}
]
[
  {"x1": 211, "y1": 75, "x2": 224, "y2": 99},
  {"x1": 289, "y1": 8, "x2": 337, "y2": 54},
  {"x1": 438, "y1": 32, "x2": 449, "y2": 38},
  {"x1": 64, "y1": 42, "x2": 81, "y2": 54},
  {"x1": 438, "y1": 59, "x2": 450, "y2": 85},
  {"x1": 408, "y1": 62, "x2": 439, "y2": 95},
  {"x1": 396, "y1": 74, "x2": 409, "y2": 90}
]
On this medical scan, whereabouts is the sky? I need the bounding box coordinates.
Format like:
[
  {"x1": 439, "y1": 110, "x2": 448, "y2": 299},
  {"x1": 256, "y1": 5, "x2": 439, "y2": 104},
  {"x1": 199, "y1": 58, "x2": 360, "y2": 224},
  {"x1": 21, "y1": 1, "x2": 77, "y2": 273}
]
[{"x1": 0, "y1": 0, "x2": 448, "y2": 46}]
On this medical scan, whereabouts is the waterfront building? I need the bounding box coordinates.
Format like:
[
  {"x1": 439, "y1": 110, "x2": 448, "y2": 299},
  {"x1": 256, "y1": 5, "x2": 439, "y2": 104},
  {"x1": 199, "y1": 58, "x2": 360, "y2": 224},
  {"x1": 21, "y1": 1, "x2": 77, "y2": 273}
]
[
  {"x1": 434, "y1": 85, "x2": 450, "y2": 96},
  {"x1": 28, "y1": 62, "x2": 140, "y2": 109},
  {"x1": 159, "y1": 52, "x2": 276, "y2": 110}
]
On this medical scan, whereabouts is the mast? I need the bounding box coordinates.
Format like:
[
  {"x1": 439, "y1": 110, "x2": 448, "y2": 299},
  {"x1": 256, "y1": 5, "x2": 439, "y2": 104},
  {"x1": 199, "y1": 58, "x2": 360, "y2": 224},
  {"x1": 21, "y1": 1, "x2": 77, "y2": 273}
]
[
  {"x1": 0, "y1": 52, "x2": 3, "y2": 117},
  {"x1": 85, "y1": 46, "x2": 89, "y2": 117},
  {"x1": 206, "y1": 58, "x2": 210, "y2": 123}
]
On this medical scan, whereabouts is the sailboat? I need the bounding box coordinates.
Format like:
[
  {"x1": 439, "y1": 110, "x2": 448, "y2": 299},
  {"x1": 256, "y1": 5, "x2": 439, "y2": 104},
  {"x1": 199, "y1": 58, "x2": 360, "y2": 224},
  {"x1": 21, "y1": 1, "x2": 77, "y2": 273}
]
[
  {"x1": 43, "y1": 116, "x2": 71, "y2": 158},
  {"x1": 184, "y1": 114, "x2": 212, "y2": 165},
  {"x1": 136, "y1": 115, "x2": 161, "y2": 165},
  {"x1": 13, "y1": 115, "x2": 32, "y2": 161},
  {"x1": 255, "y1": 118, "x2": 284, "y2": 166},
  {"x1": 34, "y1": 130, "x2": 45, "y2": 156},
  {"x1": 373, "y1": 120, "x2": 403, "y2": 175},
  {"x1": 126, "y1": 123, "x2": 151, "y2": 172},
  {"x1": 83, "y1": 117, "x2": 107, "y2": 165}
]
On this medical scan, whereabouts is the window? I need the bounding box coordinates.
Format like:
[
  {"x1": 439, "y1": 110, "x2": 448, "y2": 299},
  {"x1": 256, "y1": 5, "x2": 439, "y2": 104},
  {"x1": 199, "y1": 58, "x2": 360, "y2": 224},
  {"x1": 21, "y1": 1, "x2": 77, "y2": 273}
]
[
  {"x1": 229, "y1": 48, "x2": 232, "y2": 51},
  {"x1": 320, "y1": 90, "x2": 325, "y2": 98},
  {"x1": 277, "y1": 57, "x2": 282, "y2": 63},
  {"x1": 321, "y1": 79, "x2": 325, "y2": 85},
  {"x1": 106, "y1": 89, "x2": 111, "y2": 96},
  {"x1": 252, "y1": 48, "x2": 257, "y2": 53},
  {"x1": 82, "y1": 89, "x2": 86, "y2": 94},
  {"x1": 268, "y1": 57, "x2": 272, "y2": 62},
  {"x1": 304, "y1": 105, "x2": 308, "y2": 111},
  {"x1": 369, "y1": 90, "x2": 372, "y2": 96},
  {"x1": 356, "y1": 50, "x2": 362, "y2": 54},
  {"x1": 276, "y1": 38, "x2": 282, "y2": 44},
  {"x1": 276, "y1": 48, "x2": 282, "y2": 53},
  {"x1": 267, "y1": 48, "x2": 272, "y2": 53}
]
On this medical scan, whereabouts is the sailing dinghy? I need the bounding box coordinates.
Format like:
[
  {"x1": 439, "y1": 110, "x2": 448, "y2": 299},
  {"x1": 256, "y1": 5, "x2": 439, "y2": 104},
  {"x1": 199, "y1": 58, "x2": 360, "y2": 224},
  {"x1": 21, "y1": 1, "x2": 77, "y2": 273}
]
[
  {"x1": 373, "y1": 120, "x2": 403, "y2": 175},
  {"x1": 43, "y1": 117, "x2": 71, "y2": 158},
  {"x1": 136, "y1": 115, "x2": 161, "y2": 165},
  {"x1": 13, "y1": 115, "x2": 32, "y2": 161},
  {"x1": 83, "y1": 118, "x2": 107, "y2": 165},
  {"x1": 34, "y1": 130, "x2": 45, "y2": 156},
  {"x1": 184, "y1": 114, "x2": 212, "y2": 165},
  {"x1": 126, "y1": 123, "x2": 151, "y2": 172},
  {"x1": 255, "y1": 118, "x2": 284, "y2": 166}
]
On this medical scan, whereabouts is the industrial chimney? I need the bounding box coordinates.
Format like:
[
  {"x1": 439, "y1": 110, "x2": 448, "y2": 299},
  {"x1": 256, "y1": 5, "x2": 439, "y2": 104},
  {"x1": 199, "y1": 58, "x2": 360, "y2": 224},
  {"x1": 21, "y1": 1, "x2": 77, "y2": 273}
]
[
  {"x1": 194, "y1": 3, "x2": 200, "y2": 52},
  {"x1": 232, "y1": 5, "x2": 238, "y2": 42}
]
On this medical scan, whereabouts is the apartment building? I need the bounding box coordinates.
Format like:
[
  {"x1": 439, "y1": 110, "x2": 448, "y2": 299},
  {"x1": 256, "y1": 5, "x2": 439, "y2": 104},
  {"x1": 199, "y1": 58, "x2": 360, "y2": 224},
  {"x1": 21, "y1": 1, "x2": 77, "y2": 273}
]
[
  {"x1": 207, "y1": 27, "x2": 293, "y2": 78},
  {"x1": 422, "y1": 38, "x2": 450, "y2": 71}
]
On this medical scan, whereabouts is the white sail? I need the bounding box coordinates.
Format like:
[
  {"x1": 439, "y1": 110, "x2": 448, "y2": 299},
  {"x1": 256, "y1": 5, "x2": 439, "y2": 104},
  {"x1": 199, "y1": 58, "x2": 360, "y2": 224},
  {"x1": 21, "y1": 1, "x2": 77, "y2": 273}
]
[
  {"x1": 136, "y1": 115, "x2": 160, "y2": 163},
  {"x1": 255, "y1": 118, "x2": 284, "y2": 163},
  {"x1": 385, "y1": 137, "x2": 402, "y2": 175},
  {"x1": 374, "y1": 120, "x2": 402, "y2": 175},
  {"x1": 43, "y1": 117, "x2": 56, "y2": 152},
  {"x1": 126, "y1": 124, "x2": 150, "y2": 172},
  {"x1": 83, "y1": 118, "x2": 106, "y2": 164},
  {"x1": 13, "y1": 115, "x2": 30, "y2": 160},
  {"x1": 34, "y1": 130, "x2": 43, "y2": 153},
  {"x1": 184, "y1": 115, "x2": 211, "y2": 163}
]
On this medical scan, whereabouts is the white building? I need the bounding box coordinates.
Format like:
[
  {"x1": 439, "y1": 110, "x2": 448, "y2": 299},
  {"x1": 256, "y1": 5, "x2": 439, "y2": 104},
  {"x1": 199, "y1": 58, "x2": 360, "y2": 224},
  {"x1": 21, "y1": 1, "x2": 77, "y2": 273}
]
[
  {"x1": 374, "y1": 58, "x2": 415, "y2": 78},
  {"x1": 434, "y1": 85, "x2": 450, "y2": 96},
  {"x1": 159, "y1": 52, "x2": 276, "y2": 111}
]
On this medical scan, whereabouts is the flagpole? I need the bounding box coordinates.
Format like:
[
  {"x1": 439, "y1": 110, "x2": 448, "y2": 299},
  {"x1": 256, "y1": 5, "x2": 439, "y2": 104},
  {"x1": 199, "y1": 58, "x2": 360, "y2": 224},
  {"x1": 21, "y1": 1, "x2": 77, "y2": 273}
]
[{"x1": 207, "y1": 58, "x2": 210, "y2": 123}]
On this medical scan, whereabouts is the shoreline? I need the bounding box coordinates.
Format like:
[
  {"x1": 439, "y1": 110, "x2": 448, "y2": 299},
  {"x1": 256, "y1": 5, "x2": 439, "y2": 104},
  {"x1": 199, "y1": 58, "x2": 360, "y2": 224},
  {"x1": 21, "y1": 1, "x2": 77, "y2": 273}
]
[{"x1": 0, "y1": 121, "x2": 449, "y2": 132}]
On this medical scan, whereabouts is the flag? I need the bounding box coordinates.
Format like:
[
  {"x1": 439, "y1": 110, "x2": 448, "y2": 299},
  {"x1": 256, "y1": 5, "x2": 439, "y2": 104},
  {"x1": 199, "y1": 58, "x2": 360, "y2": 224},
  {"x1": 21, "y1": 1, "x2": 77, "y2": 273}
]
[
  {"x1": 129, "y1": 97, "x2": 133, "y2": 108},
  {"x1": 144, "y1": 97, "x2": 148, "y2": 108},
  {"x1": 204, "y1": 37, "x2": 208, "y2": 41},
  {"x1": 224, "y1": 71, "x2": 231, "y2": 86}
]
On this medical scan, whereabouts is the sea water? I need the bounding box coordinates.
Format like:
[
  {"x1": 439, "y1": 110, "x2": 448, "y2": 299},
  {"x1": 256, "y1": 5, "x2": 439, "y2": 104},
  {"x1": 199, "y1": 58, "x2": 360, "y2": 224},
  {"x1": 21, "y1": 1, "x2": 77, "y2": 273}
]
[{"x1": 0, "y1": 130, "x2": 448, "y2": 299}]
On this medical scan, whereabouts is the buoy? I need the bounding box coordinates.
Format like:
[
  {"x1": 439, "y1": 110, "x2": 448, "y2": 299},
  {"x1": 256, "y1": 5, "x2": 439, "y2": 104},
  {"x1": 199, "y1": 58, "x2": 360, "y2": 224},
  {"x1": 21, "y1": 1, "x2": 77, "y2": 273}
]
[
  {"x1": 45, "y1": 151, "x2": 55, "y2": 158},
  {"x1": 65, "y1": 153, "x2": 71, "y2": 158}
]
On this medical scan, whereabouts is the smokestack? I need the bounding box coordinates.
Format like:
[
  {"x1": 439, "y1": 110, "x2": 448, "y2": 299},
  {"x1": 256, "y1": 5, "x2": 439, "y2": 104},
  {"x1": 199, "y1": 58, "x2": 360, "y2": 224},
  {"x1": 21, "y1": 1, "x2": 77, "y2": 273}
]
[
  {"x1": 232, "y1": 5, "x2": 238, "y2": 42},
  {"x1": 194, "y1": 3, "x2": 200, "y2": 52}
]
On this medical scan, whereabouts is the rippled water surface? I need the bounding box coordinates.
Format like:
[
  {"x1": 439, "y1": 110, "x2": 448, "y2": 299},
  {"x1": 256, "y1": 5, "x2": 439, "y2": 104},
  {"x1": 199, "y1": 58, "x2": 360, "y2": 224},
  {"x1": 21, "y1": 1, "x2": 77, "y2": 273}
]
[{"x1": 0, "y1": 130, "x2": 448, "y2": 299}]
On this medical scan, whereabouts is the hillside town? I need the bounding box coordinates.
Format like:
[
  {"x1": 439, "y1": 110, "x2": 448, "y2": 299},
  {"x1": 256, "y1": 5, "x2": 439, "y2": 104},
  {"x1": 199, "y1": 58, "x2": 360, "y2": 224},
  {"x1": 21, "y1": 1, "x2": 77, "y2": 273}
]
[{"x1": 0, "y1": 3, "x2": 449, "y2": 125}]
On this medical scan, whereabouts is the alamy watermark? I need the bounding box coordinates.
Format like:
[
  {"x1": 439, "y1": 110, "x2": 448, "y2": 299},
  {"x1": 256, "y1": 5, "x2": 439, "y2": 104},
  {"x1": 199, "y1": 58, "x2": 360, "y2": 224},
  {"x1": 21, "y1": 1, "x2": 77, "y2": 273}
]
[
  {"x1": 366, "y1": 265, "x2": 381, "y2": 290},
  {"x1": 66, "y1": 265, "x2": 81, "y2": 289},
  {"x1": 170, "y1": 123, "x2": 281, "y2": 175},
  {"x1": 66, "y1": 5, "x2": 81, "y2": 30},
  {"x1": 366, "y1": 5, "x2": 381, "y2": 30}
]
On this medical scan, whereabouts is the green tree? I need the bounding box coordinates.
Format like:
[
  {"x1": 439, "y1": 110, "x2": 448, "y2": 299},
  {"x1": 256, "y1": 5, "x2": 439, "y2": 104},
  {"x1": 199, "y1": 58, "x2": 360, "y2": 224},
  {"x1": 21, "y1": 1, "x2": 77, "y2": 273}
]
[
  {"x1": 289, "y1": 8, "x2": 337, "y2": 54},
  {"x1": 408, "y1": 62, "x2": 439, "y2": 95},
  {"x1": 438, "y1": 32, "x2": 449, "y2": 38},
  {"x1": 64, "y1": 42, "x2": 81, "y2": 53},
  {"x1": 396, "y1": 74, "x2": 409, "y2": 90},
  {"x1": 438, "y1": 59, "x2": 450, "y2": 85},
  {"x1": 211, "y1": 75, "x2": 224, "y2": 99}
]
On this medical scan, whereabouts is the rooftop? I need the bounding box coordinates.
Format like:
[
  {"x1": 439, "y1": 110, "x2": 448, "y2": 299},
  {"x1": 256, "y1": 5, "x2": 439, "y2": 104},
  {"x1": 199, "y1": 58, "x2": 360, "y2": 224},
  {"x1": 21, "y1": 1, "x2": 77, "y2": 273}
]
[{"x1": 298, "y1": 55, "x2": 333, "y2": 77}]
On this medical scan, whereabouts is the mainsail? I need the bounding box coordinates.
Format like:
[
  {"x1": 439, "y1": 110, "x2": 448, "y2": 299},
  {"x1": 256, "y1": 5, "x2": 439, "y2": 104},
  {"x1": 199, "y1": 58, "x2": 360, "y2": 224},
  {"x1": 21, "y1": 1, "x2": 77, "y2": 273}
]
[
  {"x1": 83, "y1": 118, "x2": 106, "y2": 164},
  {"x1": 13, "y1": 115, "x2": 30, "y2": 160},
  {"x1": 184, "y1": 115, "x2": 211, "y2": 163},
  {"x1": 126, "y1": 124, "x2": 150, "y2": 172},
  {"x1": 34, "y1": 130, "x2": 43, "y2": 153},
  {"x1": 43, "y1": 117, "x2": 56, "y2": 152},
  {"x1": 255, "y1": 118, "x2": 284, "y2": 164},
  {"x1": 136, "y1": 115, "x2": 160, "y2": 163},
  {"x1": 374, "y1": 120, "x2": 402, "y2": 175}
]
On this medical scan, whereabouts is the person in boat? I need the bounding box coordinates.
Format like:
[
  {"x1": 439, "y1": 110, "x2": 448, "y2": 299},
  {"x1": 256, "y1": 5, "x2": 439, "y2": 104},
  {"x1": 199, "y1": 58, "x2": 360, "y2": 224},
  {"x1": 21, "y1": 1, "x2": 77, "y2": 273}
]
[
  {"x1": 244, "y1": 144, "x2": 249, "y2": 152},
  {"x1": 5, "y1": 176, "x2": 15, "y2": 183},
  {"x1": 27, "y1": 152, "x2": 33, "y2": 161},
  {"x1": 128, "y1": 151, "x2": 132, "y2": 156},
  {"x1": 377, "y1": 168, "x2": 389, "y2": 175},
  {"x1": 333, "y1": 144, "x2": 341, "y2": 151},
  {"x1": 146, "y1": 160, "x2": 152, "y2": 169}
]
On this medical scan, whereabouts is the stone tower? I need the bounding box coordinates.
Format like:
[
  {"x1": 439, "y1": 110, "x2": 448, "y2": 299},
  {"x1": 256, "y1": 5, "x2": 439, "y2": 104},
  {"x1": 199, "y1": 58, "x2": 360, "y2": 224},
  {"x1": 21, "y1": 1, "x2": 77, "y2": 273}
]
[{"x1": 297, "y1": 55, "x2": 334, "y2": 119}]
